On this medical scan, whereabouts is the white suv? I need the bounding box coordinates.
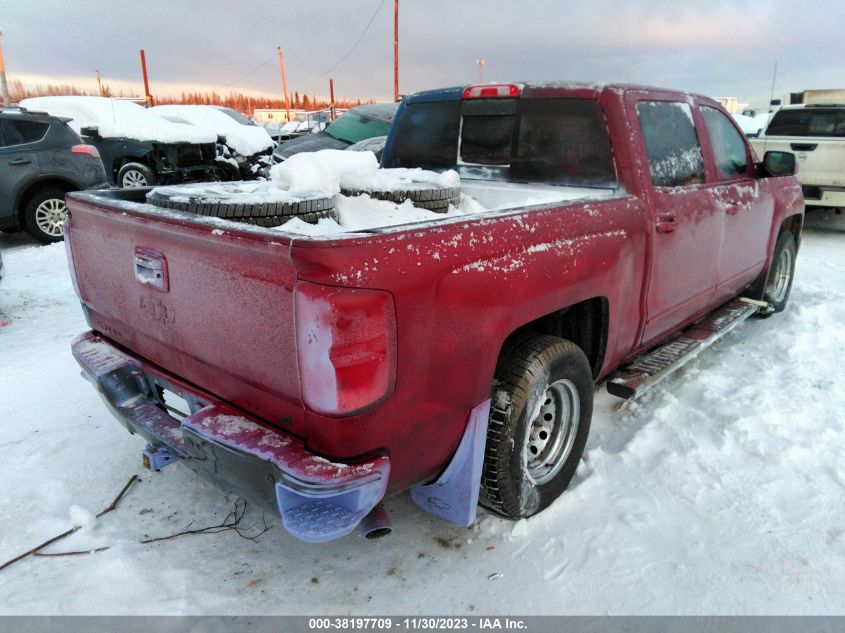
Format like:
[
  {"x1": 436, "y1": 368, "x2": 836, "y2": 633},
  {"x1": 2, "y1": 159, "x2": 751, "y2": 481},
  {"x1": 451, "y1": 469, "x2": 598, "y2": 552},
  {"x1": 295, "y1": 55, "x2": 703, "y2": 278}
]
[{"x1": 751, "y1": 104, "x2": 845, "y2": 208}]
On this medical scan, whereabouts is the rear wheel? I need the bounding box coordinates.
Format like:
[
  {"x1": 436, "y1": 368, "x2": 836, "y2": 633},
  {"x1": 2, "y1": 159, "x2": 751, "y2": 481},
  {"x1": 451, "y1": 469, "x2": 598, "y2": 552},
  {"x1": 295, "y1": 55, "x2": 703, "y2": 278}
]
[
  {"x1": 22, "y1": 188, "x2": 68, "y2": 244},
  {"x1": 480, "y1": 335, "x2": 593, "y2": 519},
  {"x1": 762, "y1": 231, "x2": 797, "y2": 313},
  {"x1": 118, "y1": 162, "x2": 157, "y2": 188}
]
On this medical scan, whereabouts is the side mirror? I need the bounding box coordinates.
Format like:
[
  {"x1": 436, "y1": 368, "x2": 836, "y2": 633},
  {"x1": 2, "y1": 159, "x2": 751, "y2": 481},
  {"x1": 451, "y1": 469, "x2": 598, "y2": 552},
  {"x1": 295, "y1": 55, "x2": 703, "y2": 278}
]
[
  {"x1": 760, "y1": 151, "x2": 797, "y2": 177},
  {"x1": 80, "y1": 126, "x2": 100, "y2": 139}
]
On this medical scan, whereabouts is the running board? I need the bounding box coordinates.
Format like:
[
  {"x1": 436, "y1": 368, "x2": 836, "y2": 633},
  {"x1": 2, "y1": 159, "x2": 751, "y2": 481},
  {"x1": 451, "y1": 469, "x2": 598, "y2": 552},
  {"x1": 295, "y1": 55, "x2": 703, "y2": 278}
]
[{"x1": 607, "y1": 298, "x2": 762, "y2": 400}]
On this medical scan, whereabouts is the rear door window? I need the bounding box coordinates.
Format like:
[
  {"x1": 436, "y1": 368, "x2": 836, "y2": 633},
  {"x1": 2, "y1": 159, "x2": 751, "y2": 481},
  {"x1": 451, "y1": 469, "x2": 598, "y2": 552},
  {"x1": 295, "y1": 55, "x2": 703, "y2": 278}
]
[
  {"x1": 766, "y1": 108, "x2": 845, "y2": 137},
  {"x1": 5, "y1": 119, "x2": 49, "y2": 145},
  {"x1": 0, "y1": 120, "x2": 25, "y2": 146},
  {"x1": 701, "y1": 106, "x2": 750, "y2": 179},
  {"x1": 636, "y1": 101, "x2": 705, "y2": 187}
]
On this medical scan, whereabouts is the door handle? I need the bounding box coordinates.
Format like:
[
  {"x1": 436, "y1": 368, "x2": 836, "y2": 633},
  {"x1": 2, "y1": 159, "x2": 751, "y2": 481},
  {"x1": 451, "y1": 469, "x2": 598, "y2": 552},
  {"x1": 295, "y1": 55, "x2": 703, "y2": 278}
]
[
  {"x1": 8, "y1": 157, "x2": 32, "y2": 165},
  {"x1": 134, "y1": 248, "x2": 169, "y2": 291},
  {"x1": 655, "y1": 216, "x2": 678, "y2": 233},
  {"x1": 790, "y1": 143, "x2": 817, "y2": 152}
]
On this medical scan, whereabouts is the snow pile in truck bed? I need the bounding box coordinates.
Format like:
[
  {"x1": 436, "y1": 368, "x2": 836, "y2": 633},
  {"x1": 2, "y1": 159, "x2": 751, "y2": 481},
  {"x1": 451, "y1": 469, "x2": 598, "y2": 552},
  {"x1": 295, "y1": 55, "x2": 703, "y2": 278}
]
[
  {"x1": 146, "y1": 148, "x2": 477, "y2": 235},
  {"x1": 269, "y1": 149, "x2": 459, "y2": 198},
  {"x1": 19, "y1": 96, "x2": 217, "y2": 144},
  {"x1": 277, "y1": 193, "x2": 487, "y2": 236},
  {"x1": 151, "y1": 105, "x2": 274, "y2": 156}
]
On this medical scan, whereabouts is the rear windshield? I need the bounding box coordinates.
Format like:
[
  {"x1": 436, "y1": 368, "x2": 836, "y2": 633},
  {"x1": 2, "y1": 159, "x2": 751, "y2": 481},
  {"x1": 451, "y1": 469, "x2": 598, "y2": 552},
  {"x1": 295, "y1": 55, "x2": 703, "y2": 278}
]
[
  {"x1": 217, "y1": 108, "x2": 256, "y2": 126},
  {"x1": 766, "y1": 108, "x2": 845, "y2": 137},
  {"x1": 325, "y1": 110, "x2": 393, "y2": 144},
  {"x1": 383, "y1": 98, "x2": 617, "y2": 188}
]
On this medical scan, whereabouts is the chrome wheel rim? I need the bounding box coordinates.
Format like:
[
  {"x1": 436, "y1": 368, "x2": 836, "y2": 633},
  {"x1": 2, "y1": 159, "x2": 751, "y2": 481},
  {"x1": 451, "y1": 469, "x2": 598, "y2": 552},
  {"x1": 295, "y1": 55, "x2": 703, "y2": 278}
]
[
  {"x1": 34, "y1": 198, "x2": 67, "y2": 238},
  {"x1": 770, "y1": 246, "x2": 793, "y2": 303},
  {"x1": 122, "y1": 169, "x2": 148, "y2": 188},
  {"x1": 526, "y1": 378, "x2": 580, "y2": 485}
]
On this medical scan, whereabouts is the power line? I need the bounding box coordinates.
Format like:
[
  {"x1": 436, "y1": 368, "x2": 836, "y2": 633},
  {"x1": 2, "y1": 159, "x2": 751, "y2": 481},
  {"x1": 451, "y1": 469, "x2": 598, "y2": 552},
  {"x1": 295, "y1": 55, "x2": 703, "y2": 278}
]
[
  {"x1": 219, "y1": 54, "x2": 276, "y2": 90},
  {"x1": 320, "y1": 0, "x2": 386, "y2": 76},
  {"x1": 211, "y1": 1, "x2": 386, "y2": 92}
]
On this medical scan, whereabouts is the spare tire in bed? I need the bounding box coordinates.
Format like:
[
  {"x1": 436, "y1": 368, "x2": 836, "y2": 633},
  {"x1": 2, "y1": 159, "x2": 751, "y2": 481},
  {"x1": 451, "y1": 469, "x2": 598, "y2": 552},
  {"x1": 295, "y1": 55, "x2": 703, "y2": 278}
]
[
  {"x1": 146, "y1": 182, "x2": 336, "y2": 226},
  {"x1": 341, "y1": 183, "x2": 461, "y2": 213}
]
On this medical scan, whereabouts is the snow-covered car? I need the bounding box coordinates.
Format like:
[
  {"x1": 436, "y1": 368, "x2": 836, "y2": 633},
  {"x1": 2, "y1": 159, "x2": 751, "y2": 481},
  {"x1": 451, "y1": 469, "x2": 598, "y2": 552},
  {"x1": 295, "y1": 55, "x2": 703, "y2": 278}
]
[
  {"x1": 751, "y1": 104, "x2": 845, "y2": 208},
  {"x1": 347, "y1": 135, "x2": 388, "y2": 160},
  {"x1": 271, "y1": 103, "x2": 397, "y2": 163},
  {"x1": 19, "y1": 97, "x2": 219, "y2": 188},
  {"x1": 152, "y1": 105, "x2": 275, "y2": 180}
]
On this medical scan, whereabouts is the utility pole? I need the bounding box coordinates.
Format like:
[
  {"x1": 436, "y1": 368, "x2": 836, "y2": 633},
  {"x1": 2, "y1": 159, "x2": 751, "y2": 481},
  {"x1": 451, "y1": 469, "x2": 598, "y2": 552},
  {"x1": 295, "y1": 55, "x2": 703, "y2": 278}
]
[
  {"x1": 277, "y1": 46, "x2": 291, "y2": 122},
  {"x1": 96, "y1": 69, "x2": 103, "y2": 96},
  {"x1": 139, "y1": 49, "x2": 153, "y2": 107},
  {"x1": 393, "y1": 0, "x2": 399, "y2": 102},
  {"x1": 475, "y1": 58, "x2": 486, "y2": 83},
  {"x1": 0, "y1": 31, "x2": 11, "y2": 107},
  {"x1": 329, "y1": 78, "x2": 336, "y2": 121}
]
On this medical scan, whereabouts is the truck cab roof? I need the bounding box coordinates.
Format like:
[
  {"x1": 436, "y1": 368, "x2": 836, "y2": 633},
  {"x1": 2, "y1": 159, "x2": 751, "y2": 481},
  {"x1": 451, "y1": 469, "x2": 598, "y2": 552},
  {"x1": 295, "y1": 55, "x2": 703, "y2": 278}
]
[{"x1": 403, "y1": 81, "x2": 714, "y2": 105}]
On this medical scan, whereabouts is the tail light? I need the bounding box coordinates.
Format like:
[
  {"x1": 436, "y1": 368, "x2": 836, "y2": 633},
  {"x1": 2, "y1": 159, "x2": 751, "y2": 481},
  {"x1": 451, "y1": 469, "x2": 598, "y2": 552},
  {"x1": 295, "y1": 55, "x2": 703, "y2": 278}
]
[
  {"x1": 63, "y1": 216, "x2": 83, "y2": 300},
  {"x1": 462, "y1": 84, "x2": 522, "y2": 99},
  {"x1": 295, "y1": 281, "x2": 396, "y2": 417},
  {"x1": 71, "y1": 144, "x2": 100, "y2": 159}
]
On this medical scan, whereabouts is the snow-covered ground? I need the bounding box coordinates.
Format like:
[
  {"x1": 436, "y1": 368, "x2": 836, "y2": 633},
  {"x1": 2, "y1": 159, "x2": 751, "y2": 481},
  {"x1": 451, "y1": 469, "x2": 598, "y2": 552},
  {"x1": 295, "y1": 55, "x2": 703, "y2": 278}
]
[{"x1": 1, "y1": 210, "x2": 844, "y2": 615}]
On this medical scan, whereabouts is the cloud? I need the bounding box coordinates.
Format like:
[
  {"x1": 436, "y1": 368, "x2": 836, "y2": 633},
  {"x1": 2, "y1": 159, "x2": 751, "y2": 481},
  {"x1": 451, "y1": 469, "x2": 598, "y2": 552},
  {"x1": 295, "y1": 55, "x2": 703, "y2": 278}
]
[{"x1": 2, "y1": 0, "x2": 844, "y2": 104}]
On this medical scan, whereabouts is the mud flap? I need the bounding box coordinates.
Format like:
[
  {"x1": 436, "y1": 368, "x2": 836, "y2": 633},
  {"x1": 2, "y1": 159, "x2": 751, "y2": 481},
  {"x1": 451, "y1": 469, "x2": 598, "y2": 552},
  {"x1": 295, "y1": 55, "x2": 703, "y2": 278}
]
[{"x1": 410, "y1": 399, "x2": 490, "y2": 527}]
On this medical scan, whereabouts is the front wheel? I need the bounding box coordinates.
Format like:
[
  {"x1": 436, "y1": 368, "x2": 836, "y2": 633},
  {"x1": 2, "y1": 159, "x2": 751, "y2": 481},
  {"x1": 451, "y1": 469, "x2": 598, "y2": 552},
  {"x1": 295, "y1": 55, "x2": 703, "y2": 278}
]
[
  {"x1": 480, "y1": 335, "x2": 593, "y2": 519},
  {"x1": 118, "y1": 162, "x2": 157, "y2": 188},
  {"x1": 23, "y1": 188, "x2": 68, "y2": 244},
  {"x1": 762, "y1": 231, "x2": 797, "y2": 313}
]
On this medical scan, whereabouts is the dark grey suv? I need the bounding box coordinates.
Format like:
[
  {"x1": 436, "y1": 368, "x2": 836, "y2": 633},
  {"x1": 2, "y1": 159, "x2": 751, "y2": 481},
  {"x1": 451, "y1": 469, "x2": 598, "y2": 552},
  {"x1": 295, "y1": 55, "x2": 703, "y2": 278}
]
[{"x1": 0, "y1": 108, "x2": 108, "y2": 243}]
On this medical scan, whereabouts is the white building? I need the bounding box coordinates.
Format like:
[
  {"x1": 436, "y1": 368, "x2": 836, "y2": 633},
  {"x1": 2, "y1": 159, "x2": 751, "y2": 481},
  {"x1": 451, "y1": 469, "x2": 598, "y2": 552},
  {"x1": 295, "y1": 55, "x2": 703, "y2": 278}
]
[{"x1": 252, "y1": 108, "x2": 307, "y2": 124}]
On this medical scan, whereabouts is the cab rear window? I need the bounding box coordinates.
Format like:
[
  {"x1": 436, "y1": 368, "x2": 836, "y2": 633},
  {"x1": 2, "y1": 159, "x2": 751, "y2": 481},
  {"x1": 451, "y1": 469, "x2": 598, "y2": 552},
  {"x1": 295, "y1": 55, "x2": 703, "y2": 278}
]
[
  {"x1": 766, "y1": 108, "x2": 845, "y2": 137},
  {"x1": 384, "y1": 98, "x2": 618, "y2": 188}
]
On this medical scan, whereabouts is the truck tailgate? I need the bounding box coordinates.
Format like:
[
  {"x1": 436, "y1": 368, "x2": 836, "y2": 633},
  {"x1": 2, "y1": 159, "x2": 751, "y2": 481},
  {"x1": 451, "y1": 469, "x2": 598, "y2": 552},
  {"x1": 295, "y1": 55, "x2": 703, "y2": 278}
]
[
  {"x1": 66, "y1": 194, "x2": 305, "y2": 435},
  {"x1": 754, "y1": 137, "x2": 845, "y2": 187}
]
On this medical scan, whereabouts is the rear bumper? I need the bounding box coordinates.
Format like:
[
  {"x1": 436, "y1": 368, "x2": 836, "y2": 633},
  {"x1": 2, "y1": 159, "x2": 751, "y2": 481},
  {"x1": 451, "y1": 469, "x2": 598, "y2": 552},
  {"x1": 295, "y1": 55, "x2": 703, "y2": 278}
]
[
  {"x1": 71, "y1": 331, "x2": 390, "y2": 543},
  {"x1": 802, "y1": 185, "x2": 845, "y2": 207}
]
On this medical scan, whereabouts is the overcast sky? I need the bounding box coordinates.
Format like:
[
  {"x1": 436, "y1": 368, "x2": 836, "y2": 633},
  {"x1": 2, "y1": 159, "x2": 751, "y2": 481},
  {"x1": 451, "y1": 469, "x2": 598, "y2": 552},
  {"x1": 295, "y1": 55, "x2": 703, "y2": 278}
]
[{"x1": 2, "y1": 0, "x2": 844, "y2": 106}]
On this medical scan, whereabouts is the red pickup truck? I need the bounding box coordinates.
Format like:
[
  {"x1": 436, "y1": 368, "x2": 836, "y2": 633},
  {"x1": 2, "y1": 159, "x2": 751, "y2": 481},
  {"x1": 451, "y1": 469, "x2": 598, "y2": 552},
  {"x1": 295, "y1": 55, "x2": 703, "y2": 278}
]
[{"x1": 65, "y1": 82, "x2": 803, "y2": 543}]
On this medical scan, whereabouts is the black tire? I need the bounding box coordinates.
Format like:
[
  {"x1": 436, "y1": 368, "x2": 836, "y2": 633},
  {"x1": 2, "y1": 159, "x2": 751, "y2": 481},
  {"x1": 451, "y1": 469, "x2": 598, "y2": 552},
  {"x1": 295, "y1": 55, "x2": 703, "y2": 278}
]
[
  {"x1": 761, "y1": 231, "x2": 797, "y2": 313},
  {"x1": 215, "y1": 161, "x2": 242, "y2": 182},
  {"x1": 341, "y1": 184, "x2": 461, "y2": 213},
  {"x1": 118, "y1": 162, "x2": 157, "y2": 189},
  {"x1": 22, "y1": 188, "x2": 68, "y2": 244},
  {"x1": 480, "y1": 334, "x2": 593, "y2": 519},
  {"x1": 146, "y1": 186, "x2": 337, "y2": 226}
]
